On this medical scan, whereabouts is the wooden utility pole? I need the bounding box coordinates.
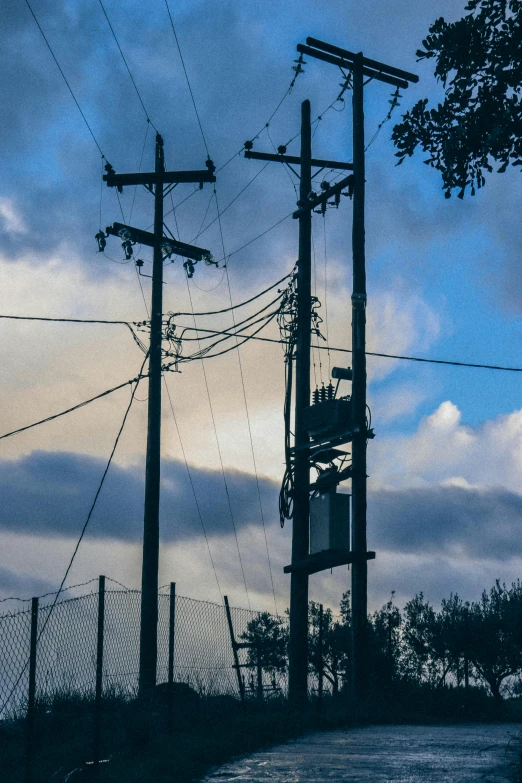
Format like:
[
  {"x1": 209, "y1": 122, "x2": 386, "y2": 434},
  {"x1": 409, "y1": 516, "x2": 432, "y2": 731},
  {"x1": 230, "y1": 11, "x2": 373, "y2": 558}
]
[
  {"x1": 288, "y1": 99, "x2": 312, "y2": 706},
  {"x1": 246, "y1": 106, "x2": 353, "y2": 705},
  {"x1": 350, "y1": 55, "x2": 368, "y2": 700},
  {"x1": 139, "y1": 132, "x2": 165, "y2": 694},
  {"x1": 296, "y1": 37, "x2": 418, "y2": 702},
  {"x1": 103, "y1": 135, "x2": 215, "y2": 695}
]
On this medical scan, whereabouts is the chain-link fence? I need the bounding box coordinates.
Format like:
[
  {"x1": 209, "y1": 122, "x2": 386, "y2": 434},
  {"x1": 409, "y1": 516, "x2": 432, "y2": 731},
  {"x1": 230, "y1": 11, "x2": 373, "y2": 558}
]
[{"x1": 0, "y1": 582, "x2": 291, "y2": 722}]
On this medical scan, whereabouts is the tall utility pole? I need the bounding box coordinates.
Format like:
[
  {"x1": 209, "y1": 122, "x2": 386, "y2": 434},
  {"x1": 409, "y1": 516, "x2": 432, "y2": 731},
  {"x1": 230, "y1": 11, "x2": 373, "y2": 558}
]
[
  {"x1": 103, "y1": 134, "x2": 215, "y2": 695},
  {"x1": 297, "y1": 37, "x2": 418, "y2": 701},
  {"x1": 245, "y1": 104, "x2": 354, "y2": 706},
  {"x1": 140, "y1": 132, "x2": 165, "y2": 695},
  {"x1": 289, "y1": 99, "x2": 312, "y2": 706},
  {"x1": 350, "y1": 55, "x2": 368, "y2": 699}
]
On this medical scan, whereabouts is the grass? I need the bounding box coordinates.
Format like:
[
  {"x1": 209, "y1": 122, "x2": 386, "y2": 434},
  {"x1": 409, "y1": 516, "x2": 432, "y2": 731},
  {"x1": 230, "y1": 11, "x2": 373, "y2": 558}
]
[{"x1": 2, "y1": 684, "x2": 521, "y2": 783}]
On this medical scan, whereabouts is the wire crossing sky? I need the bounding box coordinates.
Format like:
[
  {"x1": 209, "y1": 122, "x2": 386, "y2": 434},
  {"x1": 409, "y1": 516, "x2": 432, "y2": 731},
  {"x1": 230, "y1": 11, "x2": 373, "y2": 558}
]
[{"x1": 2, "y1": 0, "x2": 522, "y2": 615}]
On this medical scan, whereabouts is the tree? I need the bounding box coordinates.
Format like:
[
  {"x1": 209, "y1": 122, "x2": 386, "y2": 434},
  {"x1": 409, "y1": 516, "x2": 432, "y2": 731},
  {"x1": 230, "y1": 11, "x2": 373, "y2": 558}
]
[
  {"x1": 392, "y1": 0, "x2": 522, "y2": 198},
  {"x1": 240, "y1": 612, "x2": 288, "y2": 700},
  {"x1": 368, "y1": 592, "x2": 403, "y2": 688},
  {"x1": 308, "y1": 600, "x2": 351, "y2": 697},
  {"x1": 466, "y1": 580, "x2": 522, "y2": 702}
]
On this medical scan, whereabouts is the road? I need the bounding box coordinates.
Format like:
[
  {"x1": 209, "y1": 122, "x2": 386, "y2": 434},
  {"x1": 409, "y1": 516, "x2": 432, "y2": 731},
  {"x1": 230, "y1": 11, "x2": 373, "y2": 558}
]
[{"x1": 203, "y1": 723, "x2": 520, "y2": 782}]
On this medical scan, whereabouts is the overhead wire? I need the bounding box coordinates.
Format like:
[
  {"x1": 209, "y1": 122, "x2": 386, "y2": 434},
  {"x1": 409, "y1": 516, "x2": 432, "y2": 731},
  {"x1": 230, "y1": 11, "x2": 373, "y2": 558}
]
[
  {"x1": 97, "y1": 0, "x2": 159, "y2": 132},
  {"x1": 171, "y1": 271, "x2": 291, "y2": 318},
  {"x1": 162, "y1": 378, "x2": 224, "y2": 603},
  {"x1": 163, "y1": 0, "x2": 209, "y2": 157},
  {"x1": 183, "y1": 272, "x2": 252, "y2": 608},
  {"x1": 130, "y1": 122, "x2": 151, "y2": 222},
  {"x1": 24, "y1": 0, "x2": 105, "y2": 158},
  {"x1": 0, "y1": 370, "x2": 147, "y2": 442},
  {"x1": 191, "y1": 160, "x2": 271, "y2": 242},
  {"x1": 0, "y1": 355, "x2": 146, "y2": 715},
  {"x1": 162, "y1": 15, "x2": 280, "y2": 609},
  {"x1": 172, "y1": 326, "x2": 522, "y2": 373},
  {"x1": 215, "y1": 186, "x2": 280, "y2": 613}
]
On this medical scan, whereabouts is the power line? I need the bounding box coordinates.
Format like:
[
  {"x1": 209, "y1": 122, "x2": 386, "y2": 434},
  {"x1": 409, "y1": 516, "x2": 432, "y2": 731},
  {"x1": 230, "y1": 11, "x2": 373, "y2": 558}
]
[
  {"x1": 175, "y1": 326, "x2": 522, "y2": 373},
  {"x1": 0, "y1": 314, "x2": 147, "y2": 352},
  {"x1": 215, "y1": 210, "x2": 295, "y2": 263},
  {"x1": 168, "y1": 198, "x2": 251, "y2": 607},
  {"x1": 164, "y1": 0, "x2": 209, "y2": 157},
  {"x1": 170, "y1": 270, "x2": 291, "y2": 318},
  {"x1": 162, "y1": 377, "x2": 223, "y2": 604},
  {"x1": 24, "y1": 0, "x2": 105, "y2": 158},
  {"x1": 192, "y1": 161, "x2": 271, "y2": 241},
  {"x1": 0, "y1": 361, "x2": 145, "y2": 714},
  {"x1": 0, "y1": 314, "x2": 130, "y2": 325},
  {"x1": 183, "y1": 273, "x2": 251, "y2": 609},
  {"x1": 97, "y1": 0, "x2": 158, "y2": 132},
  {"x1": 0, "y1": 370, "x2": 147, "y2": 442},
  {"x1": 215, "y1": 187, "x2": 279, "y2": 615}
]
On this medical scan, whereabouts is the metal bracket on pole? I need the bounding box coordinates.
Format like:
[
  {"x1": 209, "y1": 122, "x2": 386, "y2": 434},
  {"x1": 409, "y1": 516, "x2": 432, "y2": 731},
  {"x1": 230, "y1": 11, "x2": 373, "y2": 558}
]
[
  {"x1": 105, "y1": 222, "x2": 213, "y2": 262},
  {"x1": 292, "y1": 175, "x2": 354, "y2": 219}
]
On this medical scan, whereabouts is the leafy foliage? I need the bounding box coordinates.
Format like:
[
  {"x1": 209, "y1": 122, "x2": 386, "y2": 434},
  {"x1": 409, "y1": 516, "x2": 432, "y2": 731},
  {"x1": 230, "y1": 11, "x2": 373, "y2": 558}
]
[
  {"x1": 240, "y1": 612, "x2": 288, "y2": 675},
  {"x1": 392, "y1": 0, "x2": 522, "y2": 197},
  {"x1": 308, "y1": 597, "x2": 351, "y2": 695}
]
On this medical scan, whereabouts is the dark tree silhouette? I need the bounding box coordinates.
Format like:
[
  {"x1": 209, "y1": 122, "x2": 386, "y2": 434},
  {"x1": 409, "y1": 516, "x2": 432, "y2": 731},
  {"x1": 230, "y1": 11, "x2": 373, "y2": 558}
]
[
  {"x1": 368, "y1": 592, "x2": 402, "y2": 687},
  {"x1": 392, "y1": 0, "x2": 522, "y2": 198},
  {"x1": 466, "y1": 580, "x2": 522, "y2": 702},
  {"x1": 240, "y1": 612, "x2": 288, "y2": 699},
  {"x1": 308, "y1": 599, "x2": 351, "y2": 696}
]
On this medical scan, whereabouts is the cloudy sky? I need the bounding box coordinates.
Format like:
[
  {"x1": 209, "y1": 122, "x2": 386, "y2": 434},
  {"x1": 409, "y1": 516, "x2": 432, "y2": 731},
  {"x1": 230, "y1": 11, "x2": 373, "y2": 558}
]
[{"x1": 2, "y1": 0, "x2": 522, "y2": 616}]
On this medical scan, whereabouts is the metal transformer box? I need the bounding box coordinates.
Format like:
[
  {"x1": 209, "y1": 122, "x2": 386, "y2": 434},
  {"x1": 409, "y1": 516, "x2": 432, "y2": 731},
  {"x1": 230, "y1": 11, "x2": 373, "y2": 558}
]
[
  {"x1": 309, "y1": 491, "x2": 351, "y2": 554},
  {"x1": 303, "y1": 398, "x2": 352, "y2": 442}
]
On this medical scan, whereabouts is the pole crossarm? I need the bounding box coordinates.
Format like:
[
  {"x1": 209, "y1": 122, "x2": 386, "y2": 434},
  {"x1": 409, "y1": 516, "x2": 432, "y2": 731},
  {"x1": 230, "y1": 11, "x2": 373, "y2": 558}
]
[
  {"x1": 306, "y1": 37, "x2": 419, "y2": 84},
  {"x1": 292, "y1": 174, "x2": 354, "y2": 218},
  {"x1": 297, "y1": 44, "x2": 411, "y2": 89},
  {"x1": 103, "y1": 169, "x2": 216, "y2": 190},
  {"x1": 105, "y1": 222, "x2": 212, "y2": 262},
  {"x1": 244, "y1": 150, "x2": 353, "y2": 171}
]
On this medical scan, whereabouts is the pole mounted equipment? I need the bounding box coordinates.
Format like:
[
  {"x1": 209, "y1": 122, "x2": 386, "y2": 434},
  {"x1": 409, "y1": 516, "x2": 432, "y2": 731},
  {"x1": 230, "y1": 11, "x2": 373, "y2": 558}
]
[{"x1": 298, "y1": 37, "x2": 418, "y2": 703}]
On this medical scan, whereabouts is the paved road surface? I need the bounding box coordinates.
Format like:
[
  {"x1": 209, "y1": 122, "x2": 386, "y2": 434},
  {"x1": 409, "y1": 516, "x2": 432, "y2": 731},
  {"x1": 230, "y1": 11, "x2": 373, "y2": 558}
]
[{"x1": 204, "y1": 724, "x2": 520, "y2": 782}]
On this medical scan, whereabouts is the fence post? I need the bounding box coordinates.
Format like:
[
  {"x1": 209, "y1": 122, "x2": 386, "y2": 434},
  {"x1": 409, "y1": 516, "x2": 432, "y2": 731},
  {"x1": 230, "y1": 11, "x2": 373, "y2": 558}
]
[
  {"x1": 256, "y1": 643, "x2": 263, "y2": 703},
  {"x1": 93, "y1": 575, "x2": 105, "y2": 772},
  {"x1": 224, "y1": 596, "x2": 245, "y2": 702},
  {"x1": 168, "y1": 582, "x2": 176, "y2": 727},
  {"x1": 318, "y1": 604, "x2": 324, "y2": 709},
  {"x1": 25, "y1": 596, "x2": 38, "y2": 783}
]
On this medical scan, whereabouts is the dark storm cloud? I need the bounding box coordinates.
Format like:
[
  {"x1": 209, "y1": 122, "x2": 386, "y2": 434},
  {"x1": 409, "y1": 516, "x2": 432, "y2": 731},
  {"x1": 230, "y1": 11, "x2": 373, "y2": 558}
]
[
  {"x1": 370, "y1": 484, "x2": 522, "y2": 561},
  {"x1": 0, "y1": 450, "x2": 278, "y2": 541},
  {"x1": 3, "y1": 450, "x2": 522, "y2": 564},
  {"x1": 3, "y1": 0, "x2": 497, "y2": 301}
]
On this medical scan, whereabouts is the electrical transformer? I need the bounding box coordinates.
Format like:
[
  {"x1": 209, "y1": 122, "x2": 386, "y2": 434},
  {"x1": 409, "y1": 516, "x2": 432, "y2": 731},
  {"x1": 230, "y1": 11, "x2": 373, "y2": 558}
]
[{"x1": 309, "y1": 490, "x2": 350, "y2": 554}]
